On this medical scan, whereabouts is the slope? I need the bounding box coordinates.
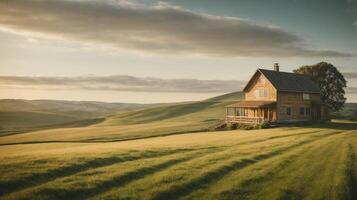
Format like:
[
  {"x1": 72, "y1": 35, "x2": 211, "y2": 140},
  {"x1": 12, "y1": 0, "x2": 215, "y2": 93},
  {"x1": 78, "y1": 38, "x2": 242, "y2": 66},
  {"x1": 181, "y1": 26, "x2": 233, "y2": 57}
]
[
  {"x1": 0, "y1": 92, "x2": 243, "y2": 144},
  {"x1": 0, "y1": 99, "x2": 165, "y2": 135}
]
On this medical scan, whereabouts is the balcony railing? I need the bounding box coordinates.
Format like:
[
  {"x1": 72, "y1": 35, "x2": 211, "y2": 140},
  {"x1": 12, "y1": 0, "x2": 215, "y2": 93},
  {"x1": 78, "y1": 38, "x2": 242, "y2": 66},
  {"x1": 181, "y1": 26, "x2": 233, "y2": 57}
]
[{"x1": 226, "y1": 115, "x2": 265, "y2": 124}]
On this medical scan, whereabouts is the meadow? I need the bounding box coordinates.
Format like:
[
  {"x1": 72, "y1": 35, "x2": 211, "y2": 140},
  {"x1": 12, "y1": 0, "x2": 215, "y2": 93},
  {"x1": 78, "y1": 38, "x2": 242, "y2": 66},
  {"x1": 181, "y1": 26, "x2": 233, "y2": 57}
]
[{"x1": 0, "y1": 92, "x2": 356, "y2": 200}]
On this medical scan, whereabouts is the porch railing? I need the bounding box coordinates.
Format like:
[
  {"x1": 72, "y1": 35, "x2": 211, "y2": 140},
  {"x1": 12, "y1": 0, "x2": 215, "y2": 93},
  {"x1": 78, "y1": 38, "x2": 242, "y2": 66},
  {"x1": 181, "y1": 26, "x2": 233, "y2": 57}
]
[{"x1": 226, "y1": 115, "x2": 265, "y2": 124}]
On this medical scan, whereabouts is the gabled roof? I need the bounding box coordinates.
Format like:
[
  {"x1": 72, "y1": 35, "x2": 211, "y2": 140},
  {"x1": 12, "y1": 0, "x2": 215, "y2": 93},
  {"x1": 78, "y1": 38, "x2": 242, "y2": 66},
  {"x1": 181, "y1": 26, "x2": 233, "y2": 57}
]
[{"x1": 243, "y1": 68, "x2": 320, "y2": 94}]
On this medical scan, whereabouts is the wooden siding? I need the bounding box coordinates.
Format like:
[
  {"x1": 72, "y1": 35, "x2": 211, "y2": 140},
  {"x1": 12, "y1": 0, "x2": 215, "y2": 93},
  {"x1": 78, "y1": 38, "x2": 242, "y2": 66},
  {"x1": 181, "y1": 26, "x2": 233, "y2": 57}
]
[
  {"x1": 276, "y1": 92, "x2": 321, "y2": 122},
  {"x1": 245, "y1": 73, "x2": 277, "y2": 101}
]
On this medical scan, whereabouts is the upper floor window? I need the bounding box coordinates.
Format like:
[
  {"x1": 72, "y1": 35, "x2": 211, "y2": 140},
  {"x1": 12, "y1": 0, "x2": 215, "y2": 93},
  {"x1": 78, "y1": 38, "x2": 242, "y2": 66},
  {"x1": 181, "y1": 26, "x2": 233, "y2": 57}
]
[
  {"x1": 303, "y1": 93, "x2": 310, "y2": 100},
  {"x1": 254, "y1": 89, "x2": 268, "y2": 98}
]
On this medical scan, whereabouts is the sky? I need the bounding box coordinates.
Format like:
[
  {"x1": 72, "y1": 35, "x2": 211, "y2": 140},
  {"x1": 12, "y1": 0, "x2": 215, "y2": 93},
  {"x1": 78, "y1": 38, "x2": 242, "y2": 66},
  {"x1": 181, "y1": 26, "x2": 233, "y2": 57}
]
[{"x1": 0, "y1": 0, "x2": 356, "y2": 103}]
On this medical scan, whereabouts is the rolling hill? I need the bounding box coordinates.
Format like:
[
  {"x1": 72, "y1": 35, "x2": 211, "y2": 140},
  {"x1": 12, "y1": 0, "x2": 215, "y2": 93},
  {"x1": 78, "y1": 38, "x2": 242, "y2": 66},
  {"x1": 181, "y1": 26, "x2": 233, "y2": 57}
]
[
  {"x1": 0, "y1": 92, "x2": 244, "y2": 144},
  {"x1": 331, "y1": 103, "x2": 357, "y2": 120},
  {"x1": 0, "y1": 99, "x2": 167, "y2": 135},
  {"x1": 0, "y1": 92, "x2": 356, "y2": 200}
]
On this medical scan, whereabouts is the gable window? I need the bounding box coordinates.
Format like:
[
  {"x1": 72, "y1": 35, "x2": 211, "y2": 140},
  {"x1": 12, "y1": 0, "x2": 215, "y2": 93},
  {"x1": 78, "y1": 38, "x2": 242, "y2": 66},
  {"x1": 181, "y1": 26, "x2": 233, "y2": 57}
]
[
  {"x1": 255, "y1": 89, "x2": 268, "y2": 98},
  {"x1": 300, "y1": 107, "x2": 305, "y2": 115},
  {"x1": 306, "y1": 107, "x2": 311, "y2": 115},
  {"x1": 286, "y1": 107, "x2": 291, "y2": 116},
  {"x1": 303, "y1": 93, "x2": 310, "y2": 100}
]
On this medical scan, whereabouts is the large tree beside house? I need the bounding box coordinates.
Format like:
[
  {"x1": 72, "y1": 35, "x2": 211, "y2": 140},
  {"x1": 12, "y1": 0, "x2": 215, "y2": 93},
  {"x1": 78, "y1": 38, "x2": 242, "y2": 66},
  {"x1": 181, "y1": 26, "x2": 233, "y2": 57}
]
[{"x1": 294, "y1": 62, "x2": 347, "y2": 112}]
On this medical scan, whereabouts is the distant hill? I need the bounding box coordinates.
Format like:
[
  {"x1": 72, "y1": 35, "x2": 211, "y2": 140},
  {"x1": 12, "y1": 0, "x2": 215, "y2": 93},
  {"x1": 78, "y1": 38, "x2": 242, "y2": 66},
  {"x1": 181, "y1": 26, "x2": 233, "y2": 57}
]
[
  {"x1": 102, "y1": 91, "x2": 243, "y2": 126},
  {"x1": 0, "y1": 99, "x2": 166, "y2": 135},
  {"x1": 331, "y1": 103, "x2": 357, "y2": 120},
  {"x1": 0, "y1": 92, "x2": 244, "y2": 142},
  {"x1": 0, "y1": 99, "x2": 158, "y2": 117}
]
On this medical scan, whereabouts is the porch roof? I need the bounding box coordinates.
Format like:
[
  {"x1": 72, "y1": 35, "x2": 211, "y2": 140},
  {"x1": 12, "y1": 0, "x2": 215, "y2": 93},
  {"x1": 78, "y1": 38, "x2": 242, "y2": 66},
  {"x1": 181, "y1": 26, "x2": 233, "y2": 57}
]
[{"x1": 226, "y1": 101, "x2": 276, "y2": 108}]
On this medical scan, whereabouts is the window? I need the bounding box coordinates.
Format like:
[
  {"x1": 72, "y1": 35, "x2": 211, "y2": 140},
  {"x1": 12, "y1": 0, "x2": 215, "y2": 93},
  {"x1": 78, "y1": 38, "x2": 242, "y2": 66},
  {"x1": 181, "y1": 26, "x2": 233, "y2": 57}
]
[
  {"x1": 303, "y1": 93, "x2": 310, "y2": 100},
  {"x1": 255, "y1": 89, "x2": 268, "y2": 98},
  {"x1": 300, "y1": 107, "x2": 305, "y2": 115},
  {"x1": 236, "y1": 108, "x2": 248, "y2": 116},
  {"x1": 286, "y1": 107, "x2": 291, "y2": 116},
  {"x1": 306, "y1": 107, "x2": 311, "y2": 115}
]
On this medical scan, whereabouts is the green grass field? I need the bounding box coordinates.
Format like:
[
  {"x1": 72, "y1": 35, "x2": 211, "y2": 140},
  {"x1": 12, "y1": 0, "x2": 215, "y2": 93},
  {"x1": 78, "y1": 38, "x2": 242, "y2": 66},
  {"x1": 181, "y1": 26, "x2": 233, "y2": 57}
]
[{"x1": 0, "y1": 92, "x2": 356, "y2": 200}]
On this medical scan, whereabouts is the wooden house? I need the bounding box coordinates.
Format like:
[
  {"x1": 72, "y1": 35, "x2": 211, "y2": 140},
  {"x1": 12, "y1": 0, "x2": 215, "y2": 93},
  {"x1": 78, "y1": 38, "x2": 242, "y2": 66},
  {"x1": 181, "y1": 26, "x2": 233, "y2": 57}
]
[{"x1": 225, "y1": 64, "x2": 329, "y2": 124}]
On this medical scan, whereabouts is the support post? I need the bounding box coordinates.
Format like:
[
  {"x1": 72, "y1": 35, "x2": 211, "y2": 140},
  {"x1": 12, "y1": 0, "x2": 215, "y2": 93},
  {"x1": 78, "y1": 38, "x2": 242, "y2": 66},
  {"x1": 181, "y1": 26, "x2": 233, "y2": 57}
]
[{"x1": 226, "y1": 107, "x2": 228, "y2": 121}]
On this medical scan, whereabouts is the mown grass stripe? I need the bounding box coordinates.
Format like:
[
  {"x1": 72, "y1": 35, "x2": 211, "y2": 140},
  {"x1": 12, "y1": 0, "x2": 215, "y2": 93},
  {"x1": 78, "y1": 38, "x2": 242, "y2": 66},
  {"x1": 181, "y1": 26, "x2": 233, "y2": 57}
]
[
  {"x1": 2, "y1": 146, "x2": 227, "y2": 200},
  {"x1": 0, "y1": 129, "x2": 343, "y2": 199},
  {"x1": 214, "y1": 131, "x2": 352, "y2": 200},
  {"x1": 0, "y1": 148, "x2": 203, "y2": 197},
  {"x1": 93, "y1": 129, "x2": 340, "y2": 200},
  {"x1": 2, "y1": 128, "x2": 315, "y2": 197},
  {"x1": 93, "y1": 133, "x2": 312, "y2": 199},
  {"x1": 32, "y1": 157, "x2": 192, "y2": 200},
  {"x1": 344, "y1": 143, "x2": 357, "y2": 200},
  {"x1": 151, "y1": 130, "x2": 344, "y2": 200}
]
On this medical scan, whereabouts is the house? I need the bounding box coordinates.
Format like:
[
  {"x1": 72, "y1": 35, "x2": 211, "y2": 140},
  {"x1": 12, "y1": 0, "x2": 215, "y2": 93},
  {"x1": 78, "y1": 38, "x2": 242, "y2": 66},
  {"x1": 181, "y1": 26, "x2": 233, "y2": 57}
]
[{"x1": 225, "y1": 63, "x2": 329, "y2": 124}]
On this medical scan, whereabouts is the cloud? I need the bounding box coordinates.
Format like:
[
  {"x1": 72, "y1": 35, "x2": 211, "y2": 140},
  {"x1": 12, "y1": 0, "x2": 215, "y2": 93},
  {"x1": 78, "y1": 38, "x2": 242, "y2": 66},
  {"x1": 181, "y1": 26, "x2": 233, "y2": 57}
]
[
  {"x1": 0, "y1": 75, "x2": 246, "y2": 93},
  {"x1": 0, "y1": 0, "x2": 353, "y2": 57},
  {"x1": 344, "y1": 72, "x2": 357, "y2": 79},
  {"x1": 354, "y1": 21, "x2": 357, "y2": 26}
]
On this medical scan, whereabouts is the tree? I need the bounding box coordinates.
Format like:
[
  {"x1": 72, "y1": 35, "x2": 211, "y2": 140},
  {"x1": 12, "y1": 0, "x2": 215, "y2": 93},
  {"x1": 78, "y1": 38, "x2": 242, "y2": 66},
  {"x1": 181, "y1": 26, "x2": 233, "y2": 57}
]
[{"x1": 294, "y1": 62, "x2": 347, "y2": 112}]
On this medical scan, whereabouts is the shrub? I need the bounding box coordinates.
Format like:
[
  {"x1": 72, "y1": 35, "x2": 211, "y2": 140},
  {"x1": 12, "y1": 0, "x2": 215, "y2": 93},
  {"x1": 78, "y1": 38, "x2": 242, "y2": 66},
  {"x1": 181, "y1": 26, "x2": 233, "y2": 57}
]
[
  {"x1": 228, "y1": 122, "x2": 270, "y2": 130},
  {"x1": 230, "y1": 123, "x2": 238, "y2": 130}
]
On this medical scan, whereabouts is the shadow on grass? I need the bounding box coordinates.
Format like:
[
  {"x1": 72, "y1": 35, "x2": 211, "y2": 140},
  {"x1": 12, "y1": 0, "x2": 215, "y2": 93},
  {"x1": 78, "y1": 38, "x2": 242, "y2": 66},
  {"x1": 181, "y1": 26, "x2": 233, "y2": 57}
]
[
  {"x1": 33, "y1": 156, "x2": 198, "y2": 200},
  {"x1": 344, "y1": 144, "x2": 357, "y2": 200},
  {"x1": 0, "y1": 148, "x2": 198, "y2": 197},
  {"x1": 151, "y1": 130, "x2": 344, "y2": 200},
  {"x1": 0, "y1": 127, "x2": 211, "y2": 146},
  {"x1": 279, "y1": 121, "x2": 357, "y2": 131}
]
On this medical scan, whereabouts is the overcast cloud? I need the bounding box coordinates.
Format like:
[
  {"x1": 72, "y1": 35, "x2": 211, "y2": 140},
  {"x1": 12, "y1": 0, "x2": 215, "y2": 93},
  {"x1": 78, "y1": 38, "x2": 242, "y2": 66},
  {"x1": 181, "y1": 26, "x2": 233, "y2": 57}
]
[
  {"x1": 0, "y1": 75, "x2": 246, "y2": 93},
  {"x1": 0, "y1": 0, "x2": 353, "y2": 57}
]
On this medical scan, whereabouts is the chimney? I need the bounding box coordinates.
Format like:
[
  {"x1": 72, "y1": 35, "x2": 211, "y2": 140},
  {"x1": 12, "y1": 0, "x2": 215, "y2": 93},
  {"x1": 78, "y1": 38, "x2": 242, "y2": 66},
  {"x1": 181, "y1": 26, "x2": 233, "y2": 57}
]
[{"x1": 274, "y1": 63, "x2": 279, "y2": 72}]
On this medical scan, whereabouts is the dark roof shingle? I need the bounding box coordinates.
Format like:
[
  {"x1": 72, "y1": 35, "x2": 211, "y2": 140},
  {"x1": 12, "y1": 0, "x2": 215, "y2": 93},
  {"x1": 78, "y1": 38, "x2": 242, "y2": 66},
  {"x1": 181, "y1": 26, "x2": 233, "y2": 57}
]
[{"x1": 255, "y1": 69, "x2": 320, "y2": 93}]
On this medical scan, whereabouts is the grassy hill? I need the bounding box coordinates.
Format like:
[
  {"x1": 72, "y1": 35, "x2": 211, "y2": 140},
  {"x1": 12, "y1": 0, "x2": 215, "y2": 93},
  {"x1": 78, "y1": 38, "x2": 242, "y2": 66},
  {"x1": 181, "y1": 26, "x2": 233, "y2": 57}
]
[
  {"x1": 0, "y1": 99, "x2": 165, "y2": 135},
  {"x1": 0, "y1": 92, "x2": 356, "y2": 199},
  {"x1": 0, "y1": 92, "x2": 243, "y2": 144},
  {"x1": 331, "y1": 103, "x2": 357, "y2": 120}
]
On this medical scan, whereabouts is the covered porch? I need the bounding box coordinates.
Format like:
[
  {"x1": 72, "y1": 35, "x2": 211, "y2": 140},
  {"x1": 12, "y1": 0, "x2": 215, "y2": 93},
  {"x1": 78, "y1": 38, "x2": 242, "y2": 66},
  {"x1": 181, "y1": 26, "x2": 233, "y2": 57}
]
[{"x1": 225, "y1": 101, "x2": 277, "y2": 124}]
